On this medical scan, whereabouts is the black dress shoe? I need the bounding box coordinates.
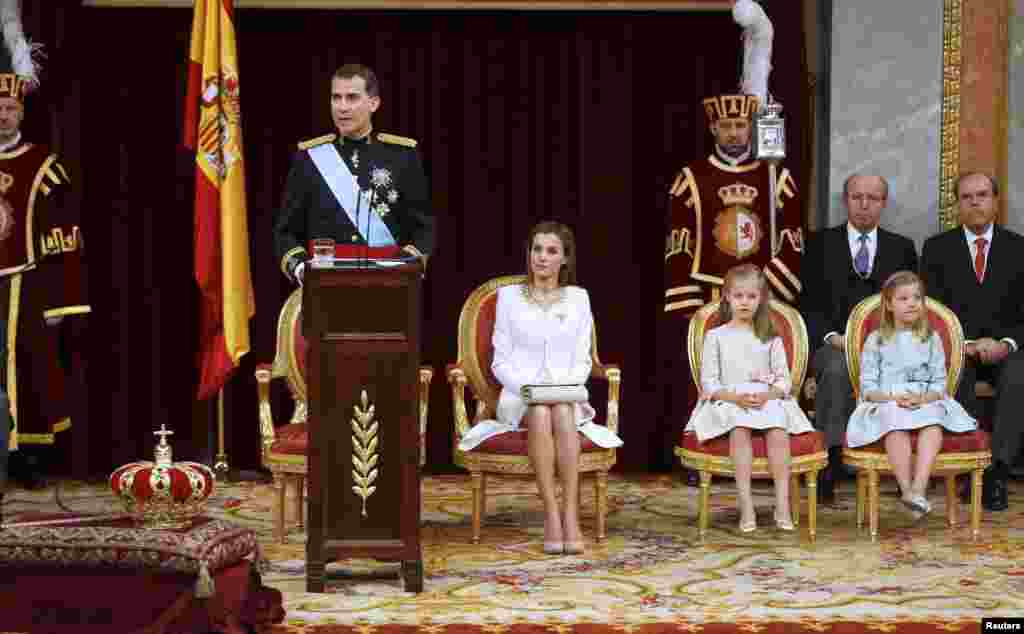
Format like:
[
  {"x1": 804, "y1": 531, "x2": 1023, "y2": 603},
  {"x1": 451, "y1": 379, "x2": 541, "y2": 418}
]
[{"x1": 984, "y1": 477, "x2": 1009, "y2": 511}]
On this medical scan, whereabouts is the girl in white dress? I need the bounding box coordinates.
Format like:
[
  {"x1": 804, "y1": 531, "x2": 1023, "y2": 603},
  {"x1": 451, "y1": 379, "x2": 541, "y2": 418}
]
[
  {"x1": 846, "y1": 271, "x2": 976, "y2": 515},
  {"x1": 457, "y1": 222, "x2": 622, "y2": 555},
  {"x1": 686, "y1": 264, "x2": 814, "y2": 532}
]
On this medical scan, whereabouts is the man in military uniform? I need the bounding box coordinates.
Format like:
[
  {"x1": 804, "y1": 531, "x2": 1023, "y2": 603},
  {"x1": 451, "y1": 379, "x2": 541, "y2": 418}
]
[
  {"x1": 0, "y1": 39, "x2": 89, "y2": 507},
  {"x1": 274, "y1": 63, "x2": 433, "y2": 284},
  {"x1": 658, "y1": 92, "x2": 803, "y2": 473}
]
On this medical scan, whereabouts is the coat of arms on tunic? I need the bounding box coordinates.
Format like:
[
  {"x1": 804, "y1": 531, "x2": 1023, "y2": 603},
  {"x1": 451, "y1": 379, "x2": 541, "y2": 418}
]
[
  {"x1": 713, "y1": 183, "x2": 762, "y2": 259},
  {"x1": 0, "y1": 195, "x2": 13, "y2": 242}
]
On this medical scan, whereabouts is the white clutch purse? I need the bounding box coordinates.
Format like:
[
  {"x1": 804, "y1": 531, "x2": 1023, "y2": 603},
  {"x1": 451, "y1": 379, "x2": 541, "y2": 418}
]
[{"x1": 521, "y1": 383, "x2": 589, "y2": 404}]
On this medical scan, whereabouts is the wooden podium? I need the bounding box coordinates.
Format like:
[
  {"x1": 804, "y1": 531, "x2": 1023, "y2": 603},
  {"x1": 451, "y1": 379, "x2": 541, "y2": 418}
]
[{"x1": 303, "y1": 259, "x2": 424, "y2": 593}]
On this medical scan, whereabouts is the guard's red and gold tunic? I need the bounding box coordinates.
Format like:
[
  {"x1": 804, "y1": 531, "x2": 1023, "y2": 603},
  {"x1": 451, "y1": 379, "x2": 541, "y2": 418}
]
[
  {"x1": 663, "y1": 153, "x2": 803, "y2": 320},
  {"x1": 0, "y1": 141, "x2": 89, "y2": 451}
]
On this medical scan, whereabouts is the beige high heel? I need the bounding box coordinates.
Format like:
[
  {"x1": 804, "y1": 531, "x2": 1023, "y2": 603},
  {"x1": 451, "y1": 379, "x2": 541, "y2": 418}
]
[
  {"x1": 543, "y1": 542, "x2": 565, "y2": 555},
  {"x1": 774, "y1": 510, "x2": 795, "y2": 531},
  {"x1": 563, "y1": 541, "x2": 586, "y2": 555}
]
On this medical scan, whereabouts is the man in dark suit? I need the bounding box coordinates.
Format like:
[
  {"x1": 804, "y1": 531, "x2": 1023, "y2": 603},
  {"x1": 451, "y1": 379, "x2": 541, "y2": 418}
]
[
  {"x1": 920, "y1": 172, "x2": 1024, "y2": 512},
  {"x1": 800, "y1": 174, "x2": 919, "y2": 503},
  {"x1": 274, "y1": 63, "x2": 434, "y2": 285}
]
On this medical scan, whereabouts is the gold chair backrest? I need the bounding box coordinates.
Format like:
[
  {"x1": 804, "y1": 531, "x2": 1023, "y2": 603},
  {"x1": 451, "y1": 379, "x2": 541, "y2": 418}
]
[
  {"x1": 270, "y1": 288, "x2": 306, "y2": 403},
  {"x1": 455, "y1": 275, "x2": 606, "y2": 417},
  {"x1": 686, "y1": 298, "x2": 809, "y2": 399},
  {"x1": 844, "y1": 294, "x2": 964, "y2": 400}
]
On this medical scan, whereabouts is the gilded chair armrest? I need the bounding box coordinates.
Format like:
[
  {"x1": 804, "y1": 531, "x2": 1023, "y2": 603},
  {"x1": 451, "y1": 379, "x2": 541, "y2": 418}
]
[
  {"x1": 255, "y1": 365, "x2": 276, "y2": 454},
  {"x1": 418, "y1": 365, "x2": 434, "y2": 467},
  {"x1": 590, "y1": 362, "x2": 621, "y2": 381},
  {"x1": 591, "y1": 363, "x2": 621, "y2": 435},
  {"x1": 447, "y1": 363, "x2": 472, "y2": 439}
]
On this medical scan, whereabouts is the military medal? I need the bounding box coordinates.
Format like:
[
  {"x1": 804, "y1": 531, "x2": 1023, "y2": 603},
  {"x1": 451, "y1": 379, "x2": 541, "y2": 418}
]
[{"x1": 369, "y1": 168, "x2": 394, "y2": 217}]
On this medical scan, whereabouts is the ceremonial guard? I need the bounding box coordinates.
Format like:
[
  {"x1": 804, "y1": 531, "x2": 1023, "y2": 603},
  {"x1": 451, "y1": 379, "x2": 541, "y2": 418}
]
[
  {"x1": 658, "y1": 0, "x2": 804, "y2": 472},
  {"x1": 0, "y1": 3, "x2": 89, "y2": 504},
  {"x1": 662, "y1": 93, "x2": 803, "y2": 314},
  {"x1": 274, "y1": 64, "x2": 433, "y2": 284}
]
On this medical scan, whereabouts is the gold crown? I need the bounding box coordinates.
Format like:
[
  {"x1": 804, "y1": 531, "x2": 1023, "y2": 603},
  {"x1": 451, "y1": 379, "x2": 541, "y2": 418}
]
[
  {"x1": 702, "y1": 94, "x2": 760, "y2": 124},
  {"x1": 717, "y1": 183, "x2": 759, "y2": 207},
  {"x1": 0, "y1": 74, "x2": 27, "y2": 102}
]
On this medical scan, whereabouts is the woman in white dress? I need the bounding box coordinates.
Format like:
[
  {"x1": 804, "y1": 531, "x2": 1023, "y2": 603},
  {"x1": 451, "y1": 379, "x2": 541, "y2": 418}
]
[
  {"x1": 457, "y1": 221, "x2": 622, "y2": 555},
  {"x1": 846, "y1": 271, "x2": 976, "y2": 515},
  {"x1": 686, "y1": 264, "x2": 814, "y2": 532}
]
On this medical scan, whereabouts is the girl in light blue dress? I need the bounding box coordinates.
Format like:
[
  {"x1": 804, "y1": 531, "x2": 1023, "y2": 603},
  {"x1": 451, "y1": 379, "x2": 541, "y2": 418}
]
[{"x1": 846, "y1": 271, "x2": 976, "y2": 515}]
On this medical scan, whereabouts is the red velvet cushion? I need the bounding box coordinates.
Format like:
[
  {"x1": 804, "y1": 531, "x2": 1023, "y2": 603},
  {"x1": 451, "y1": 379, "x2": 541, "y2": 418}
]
[
  {"x1": 679, "y1": 430, "x2": 825, "y2": 458},
  {"x1": 857, "y1": 305, "x2": 954, "y2": 368},
  {"x1": 0, "y1": 515, "x2": 256, "y2": 578},
  {"x1": 269, "y1": 423, "x2": 307, "y2": 455},
  {"x1": 848, "y1": 429, "x2": 991, "y2": 454},
  {"x1": 470, "y1": 429, "x2": 604, "y2": 455},
  {"x1": 701, "y1": 307, "x2": 798, "y2": 379}
]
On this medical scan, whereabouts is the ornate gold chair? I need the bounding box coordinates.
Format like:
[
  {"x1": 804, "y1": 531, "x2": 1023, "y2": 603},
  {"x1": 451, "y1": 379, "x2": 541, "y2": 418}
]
[
  {"x1": 447, "y1": 275, "x2": 620, "y2": 544},
  {"x1": 255, "y1": 288, "x2": 434, "y2": 542},
  {"x1": 841, "y1": 294, "x2": 991, "y2": 540},
  {"x1": 675, "y1": 299, "x2": 828, "y2": 541}
]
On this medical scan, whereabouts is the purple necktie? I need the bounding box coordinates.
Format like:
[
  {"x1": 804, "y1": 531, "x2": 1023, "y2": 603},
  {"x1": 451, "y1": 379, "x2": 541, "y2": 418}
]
[{"x1": 854, "y1": 234, "x2": 870, "y2": 277}]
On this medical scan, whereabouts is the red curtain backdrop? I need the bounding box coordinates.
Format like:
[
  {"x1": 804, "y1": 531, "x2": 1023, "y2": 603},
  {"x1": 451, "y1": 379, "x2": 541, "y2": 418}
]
[{"x1": 35, "y1": 3, "x2": 807, "y2": 476}]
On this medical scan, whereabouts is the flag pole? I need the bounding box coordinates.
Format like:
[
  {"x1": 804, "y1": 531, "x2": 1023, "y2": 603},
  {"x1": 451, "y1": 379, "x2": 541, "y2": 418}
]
[{"x1": 214, "y1": 387, "x2": 229, "y2": 480}]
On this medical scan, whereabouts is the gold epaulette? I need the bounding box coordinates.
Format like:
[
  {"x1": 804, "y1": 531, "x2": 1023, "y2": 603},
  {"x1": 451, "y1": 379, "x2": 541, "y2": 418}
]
[
  {"x1": 376, "y1": 132, "x2": 417, "y2": 148},
  {"x1": 297, "y1": 133, "x2": 337, "y2": 150}
]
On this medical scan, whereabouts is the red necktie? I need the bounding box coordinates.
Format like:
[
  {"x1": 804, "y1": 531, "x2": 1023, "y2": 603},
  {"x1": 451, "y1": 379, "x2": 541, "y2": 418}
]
[{"x1": 975, "y1": 237, "x2": 988, "y2": 283}]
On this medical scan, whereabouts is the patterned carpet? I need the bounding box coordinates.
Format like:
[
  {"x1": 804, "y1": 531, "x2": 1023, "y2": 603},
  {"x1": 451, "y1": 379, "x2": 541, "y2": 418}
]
[{"x1": 3, "y1": 473, "x2": 1022, "y2": 633}]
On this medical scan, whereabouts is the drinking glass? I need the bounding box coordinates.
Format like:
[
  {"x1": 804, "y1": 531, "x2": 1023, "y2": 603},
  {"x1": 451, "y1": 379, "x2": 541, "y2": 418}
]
[{"x1": 312, "y1": 238, "x2": 335, "y2": 264}]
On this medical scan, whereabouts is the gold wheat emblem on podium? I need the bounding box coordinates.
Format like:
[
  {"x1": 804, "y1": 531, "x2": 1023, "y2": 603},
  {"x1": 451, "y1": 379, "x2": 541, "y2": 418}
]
[{"x1": 351, "y1": 390, "x2": 380, "y2": 517}]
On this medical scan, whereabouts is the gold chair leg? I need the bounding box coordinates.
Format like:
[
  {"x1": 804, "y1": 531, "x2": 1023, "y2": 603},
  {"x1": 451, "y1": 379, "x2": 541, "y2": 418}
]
[
  {"x1": 856, "y1": 471, "x2": 866, "y2": 530},
  {"x1": 297, "y1": 476, "x2": 306, "y2": 529},
  {"x1": 480, "y1": 472, "x2": 488, "y2": 530},
  {"x1": 790, "y1": 474, "x2": 800, "y2": 528},
  {"x1": 698, "y1": 470, "x2": 712, "y2": 539},
  {"x1": 971, "y1": 467, "x2": 983, "y2": 541},
  {"x1": 595, "y1": 470, "x2": 609, "y2": 543},
  {"x1": 272, "y1": 474, "x2": 287, "y2": 544},
  {"x1": 805, "y1": 470, "x2": 818, "y2": 542},
  {"x1": 945, "y1": 475, "x2": 957, "y2": 528},
  {"x1": 285, "y1": 476, "x2": 302, "y2": 528},
  {"x1": 471, "y1": 471, "x2": 483, "y2": 544},
  {"x1": 868, "y1": 469, "x2": 880, "y2": 541}
]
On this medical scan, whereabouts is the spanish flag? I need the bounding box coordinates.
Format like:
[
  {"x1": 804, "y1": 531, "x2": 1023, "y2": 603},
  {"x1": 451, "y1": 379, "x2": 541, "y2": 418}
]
[{"x1": 183, "y1": 0, "x2": 255, "y2": 400}]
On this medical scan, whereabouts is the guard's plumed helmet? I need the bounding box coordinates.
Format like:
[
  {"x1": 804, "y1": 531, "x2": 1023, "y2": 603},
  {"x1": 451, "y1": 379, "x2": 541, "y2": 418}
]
[
  {"x1": 0, "y1": 0, "x2": 42, "y2": 102},
  {"x1": 702, "y1": 94, "x2": 761, "y2": 125}
]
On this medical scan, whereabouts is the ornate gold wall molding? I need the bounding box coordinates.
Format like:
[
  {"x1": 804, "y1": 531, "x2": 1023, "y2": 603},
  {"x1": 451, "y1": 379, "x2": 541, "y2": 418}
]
[
  {"x1": 945, "y1": 0, "x2": 1011, "y2": 228},
  {"x1": 939, "y1": 0, "x2": 962, "y2": 230}
]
